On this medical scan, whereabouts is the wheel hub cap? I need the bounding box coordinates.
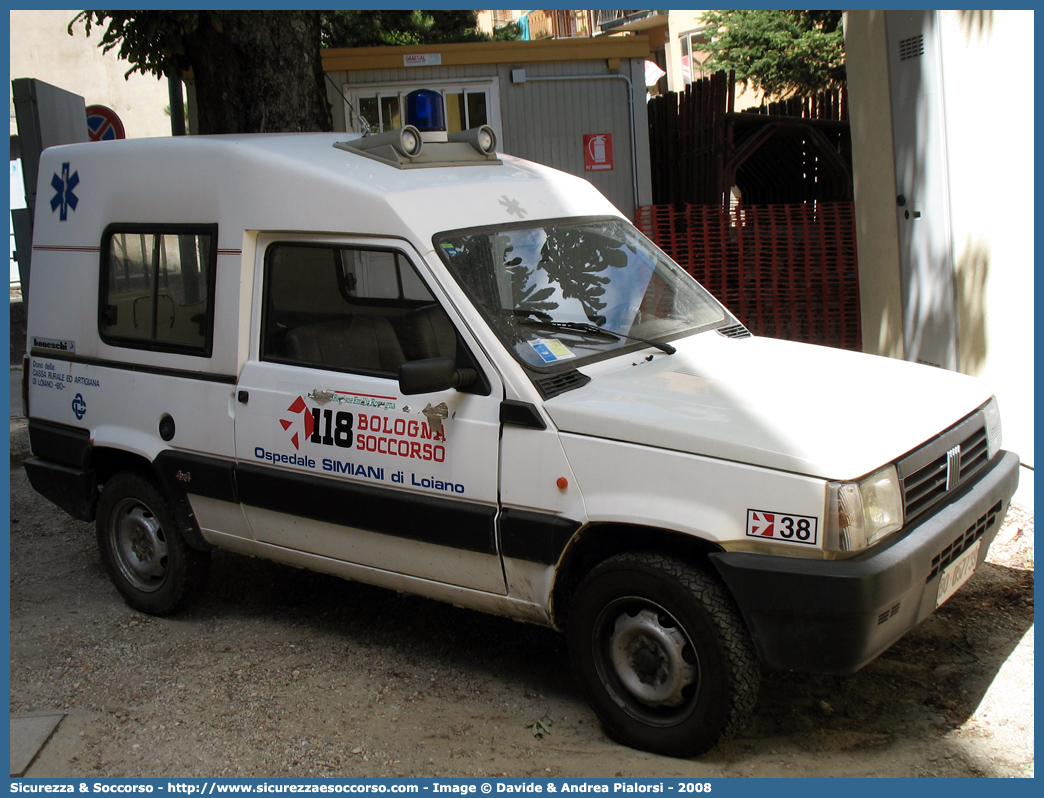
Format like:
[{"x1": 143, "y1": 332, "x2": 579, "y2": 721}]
[
  {"x1": 609, "y1": 607, "x2": 697, "y2": 707},
  {"x1": 114, "y1": 504, "x2": 168, "y2": 589}
]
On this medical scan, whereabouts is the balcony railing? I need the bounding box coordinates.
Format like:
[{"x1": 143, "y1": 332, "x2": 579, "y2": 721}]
[
  {"x1": 502, "y1": 9, "x2": 662, "y2": 41},
  {"x1": 592, "y1": 10, "x2": 647, "y2": 28},
  {"x1": 525, "y1": 10, "x2": 594, "y2": 39}
]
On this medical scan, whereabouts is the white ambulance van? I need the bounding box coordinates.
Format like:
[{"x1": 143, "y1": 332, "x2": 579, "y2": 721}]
[{"x1": 23, "y1": 93, "x2": 1019, "y2": 757}]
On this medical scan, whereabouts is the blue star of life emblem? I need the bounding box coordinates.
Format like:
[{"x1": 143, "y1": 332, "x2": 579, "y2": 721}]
[{"x1": 50, "y1": 162, "x2": 80, "y2": 221}]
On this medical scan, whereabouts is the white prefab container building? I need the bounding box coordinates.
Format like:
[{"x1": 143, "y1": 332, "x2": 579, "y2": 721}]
[{"x1": 318, "y1": 37, "x2": 654, "y2": 219}]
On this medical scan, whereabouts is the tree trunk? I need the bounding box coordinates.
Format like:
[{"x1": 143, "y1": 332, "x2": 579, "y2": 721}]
[{"x1": 185, "y1": 11, "x2": 332, "y2": 134}]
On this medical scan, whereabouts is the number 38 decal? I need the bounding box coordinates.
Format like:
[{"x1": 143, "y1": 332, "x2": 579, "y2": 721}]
[{"x1": 746, "y1": 509, "x2": 819, "y2": 546}]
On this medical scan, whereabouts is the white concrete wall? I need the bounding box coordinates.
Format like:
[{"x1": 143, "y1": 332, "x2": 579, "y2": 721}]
[
  {"x1": 9, "y1": 10, "x2": 173, "y2": 139},
  {"x1": 936, "y1": 9, "x2": 1034, "y2": 504},
  {"x1": 843, "y1": 11, "x2": 906, "y2": 361}
]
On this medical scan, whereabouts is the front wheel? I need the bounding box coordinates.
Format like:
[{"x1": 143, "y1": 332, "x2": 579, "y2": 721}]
[
  {"x1": 95, "y1": 472, "x2": 210, "y2": 615},
  {"x1": 567, "y1": 552, "x2": 759, "y2": 757}
]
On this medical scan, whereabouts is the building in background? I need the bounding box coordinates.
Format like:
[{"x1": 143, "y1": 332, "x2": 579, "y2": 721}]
[
  {"x1": 480, "y1": 10, "x2": 763, "y2": 108},
  {"x1": 9, "y1": 10, "x2": 174, "y2": 141},
  {"x1": 322, "y1": 35, "x2": 654, "y2": 219},
  {"x1": 9, "y1": 10, "x2": 175, "y2": 291}
]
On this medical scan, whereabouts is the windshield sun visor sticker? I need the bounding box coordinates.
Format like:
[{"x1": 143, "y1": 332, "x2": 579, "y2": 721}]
[{"x1": 530, "y1": 338, "x2": 575, "y2": 363}]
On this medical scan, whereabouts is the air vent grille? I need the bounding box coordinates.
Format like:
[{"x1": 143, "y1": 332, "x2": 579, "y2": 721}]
[
  {"x1": 716, "y1": 323, "x2": 751, "y2": 339},
  {"x1": 899, "y1": 35, "x2": 925, "y2": 61},
  {"x1": 926, "y1": 502, "x2": 1002, "y2": 583},
  {"x1": 532, "y1": 369, "x2": 591, "y2": 399},
  {"x1": 877, "y1": 604, "x2": 901, "y2": 626}
]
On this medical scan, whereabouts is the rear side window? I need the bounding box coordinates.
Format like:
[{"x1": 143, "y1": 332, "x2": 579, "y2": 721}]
[{"x1": 99, "y1": 225, "x2": 218, "y2": 356}]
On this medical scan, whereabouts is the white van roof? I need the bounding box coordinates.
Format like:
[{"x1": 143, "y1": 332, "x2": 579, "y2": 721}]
[{"x1": 33, "y1": 133, "x2": 623, "y2": 252}]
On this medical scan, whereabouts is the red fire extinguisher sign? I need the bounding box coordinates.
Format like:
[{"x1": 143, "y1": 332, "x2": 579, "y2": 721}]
[{"x1": 584, "y1": 134, "x2": 614, "y2": 171}]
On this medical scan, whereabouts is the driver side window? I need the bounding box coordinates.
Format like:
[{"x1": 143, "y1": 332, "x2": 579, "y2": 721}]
[{"x1": 260, "y1": 243, "x2": 457, "y2": 377}]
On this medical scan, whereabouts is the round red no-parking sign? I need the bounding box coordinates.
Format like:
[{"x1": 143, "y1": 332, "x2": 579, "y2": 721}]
[{"x1": 85, "y1": 105, "x2": 126, "y2": 141}]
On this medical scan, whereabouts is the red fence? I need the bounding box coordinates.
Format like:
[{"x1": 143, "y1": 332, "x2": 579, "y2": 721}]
[{"x1": 637, "y1": 202, "x2": 861, "y2": 351}]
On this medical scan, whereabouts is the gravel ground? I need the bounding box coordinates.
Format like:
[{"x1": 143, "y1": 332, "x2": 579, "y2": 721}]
[{"x1": 9, "y1": 418, "x2": 1034, "y2": 778}]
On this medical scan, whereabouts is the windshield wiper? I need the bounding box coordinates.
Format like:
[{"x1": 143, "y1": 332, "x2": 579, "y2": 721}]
[
  {"x1": 519, "y1": 319, "x2": 676, "y2": 355},
  {"x1": 510, "y1": 307, "x2": 554, "y2": 321}
]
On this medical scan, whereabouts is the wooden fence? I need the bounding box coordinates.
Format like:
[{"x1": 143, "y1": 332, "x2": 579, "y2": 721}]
[{"x1": 644, "y1": 74, "x2": 859, "y2": 350}]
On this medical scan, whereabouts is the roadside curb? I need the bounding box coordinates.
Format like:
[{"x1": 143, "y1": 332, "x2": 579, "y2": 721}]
[{"x1": 10, "y1": 712, "x2": 66, "y2": 777}]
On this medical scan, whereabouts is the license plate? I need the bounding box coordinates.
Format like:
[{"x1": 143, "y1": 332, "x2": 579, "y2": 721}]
[{"x1": 935, "y1": 539, "x2": 981, "y2": 608}]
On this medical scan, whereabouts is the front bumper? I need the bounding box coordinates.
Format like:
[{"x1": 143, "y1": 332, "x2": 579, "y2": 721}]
[{"x1": 709, "y1": 450, "x2": 1020, "y2": 674}]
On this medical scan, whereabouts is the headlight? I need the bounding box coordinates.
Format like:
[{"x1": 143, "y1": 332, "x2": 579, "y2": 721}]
[
  {"x1": 982, "y1": 396, "x2": 1003, "y2": 459},
  {"x1": 826, "y1": 465, "x2": 904, "y2": 552}
]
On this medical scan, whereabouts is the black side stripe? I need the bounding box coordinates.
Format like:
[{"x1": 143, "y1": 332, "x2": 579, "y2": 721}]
[
  {"x1": 499, "y1": 507, "x2": 582, "y2": 566},
  {"x1": 155, "y1": 453, "x2": 579, "y2": 564},
  {"x1": 154, "y1": 451, "x2": 239, "y2": 504},
  {"x1": 28, "y1": 419, "x2": 93, "y2": 470},
  {"x1": 235, "y1": 463, "x2": 498, "y2": 555}
]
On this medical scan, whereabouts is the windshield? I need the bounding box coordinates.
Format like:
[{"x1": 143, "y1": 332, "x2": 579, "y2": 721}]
[{"x1": 436, "y1": 218, "x2": 730, "y2": 369}]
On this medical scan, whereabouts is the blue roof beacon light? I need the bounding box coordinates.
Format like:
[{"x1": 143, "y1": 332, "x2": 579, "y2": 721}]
[
  {"x1": 405, "y1": 89, "x2": 446, "y2": 132},
  {"x1": 336, "y1": 87, "x2": 499, "y2": 168}
]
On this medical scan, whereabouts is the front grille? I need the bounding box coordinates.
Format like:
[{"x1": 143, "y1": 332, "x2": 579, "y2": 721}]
[
  {"x1": 926, "y1": 501, "x2": 1002, "y2": 582},
  {"x1": 898, "y1": 413, "x2": 989, "y2": 523}
]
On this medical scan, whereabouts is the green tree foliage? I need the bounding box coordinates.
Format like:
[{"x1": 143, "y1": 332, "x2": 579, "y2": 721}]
[
  {"x1": 68, "y1": 10, "x2": 515, "y2": 134},
  {"x1": 701, "y1": 10, "x2": 846, "y2": 100},
  {"x1": 71, "y1": 11, "x2": 244, "y2": 79},
  {"x1": 70, "y1": 11, "x2": 332, "y2": 134},
  {"x1": 322, "y1": 10, "x2": 511, "y2": 48}
]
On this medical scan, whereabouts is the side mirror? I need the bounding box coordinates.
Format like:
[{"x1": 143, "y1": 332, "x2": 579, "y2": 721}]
[{"x1": 398, "y1": 357, "x2": 478, "y2": 395}]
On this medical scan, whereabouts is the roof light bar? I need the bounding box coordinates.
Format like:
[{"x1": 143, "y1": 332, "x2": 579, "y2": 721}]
[
  {"x1": 347, "y1": 125, "x2": 423, "y2": 158},
  {"x1": 447, "y1": 126, "x2": 498, "y2": 156}
]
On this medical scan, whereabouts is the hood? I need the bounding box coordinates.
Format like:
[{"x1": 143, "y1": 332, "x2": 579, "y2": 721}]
[{"x1": 543, "y1": 333, "x2": 992, "y2": 480}]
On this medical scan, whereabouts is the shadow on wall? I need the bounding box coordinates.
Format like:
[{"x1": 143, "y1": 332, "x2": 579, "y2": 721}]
[
  {"x1": 872, "y1": 297, "x2": 906, "y2": 361},
  {"x1": 953, "y1": 10, "x2": 996, "y2": 378},
  {"x1": 955, "y1": 237, "x2": 990, "y2": 376},
  {"x1": 957, "y1": 10, "x2": 994, "y2": 39}
]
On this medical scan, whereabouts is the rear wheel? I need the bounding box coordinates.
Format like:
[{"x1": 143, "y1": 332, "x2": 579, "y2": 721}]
[
  {"x1": 96, "y1": 472, "x2": 210, "y2": 615},
  {"x1": 567, "y1": 552, "x2": 759, "y2": 757}
]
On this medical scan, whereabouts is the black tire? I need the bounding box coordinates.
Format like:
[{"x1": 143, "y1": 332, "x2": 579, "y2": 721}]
[
  {"x1": 567, "y1": 552, "x2": 760, "y2": 758},
  {"x1": 95, "y1": 471, "x2": 210, "y2": 615}
]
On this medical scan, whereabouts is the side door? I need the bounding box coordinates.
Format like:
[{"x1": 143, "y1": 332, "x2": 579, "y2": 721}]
[{"x1": 233, "y1": 234, "x2": 506, "y2": 594}]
